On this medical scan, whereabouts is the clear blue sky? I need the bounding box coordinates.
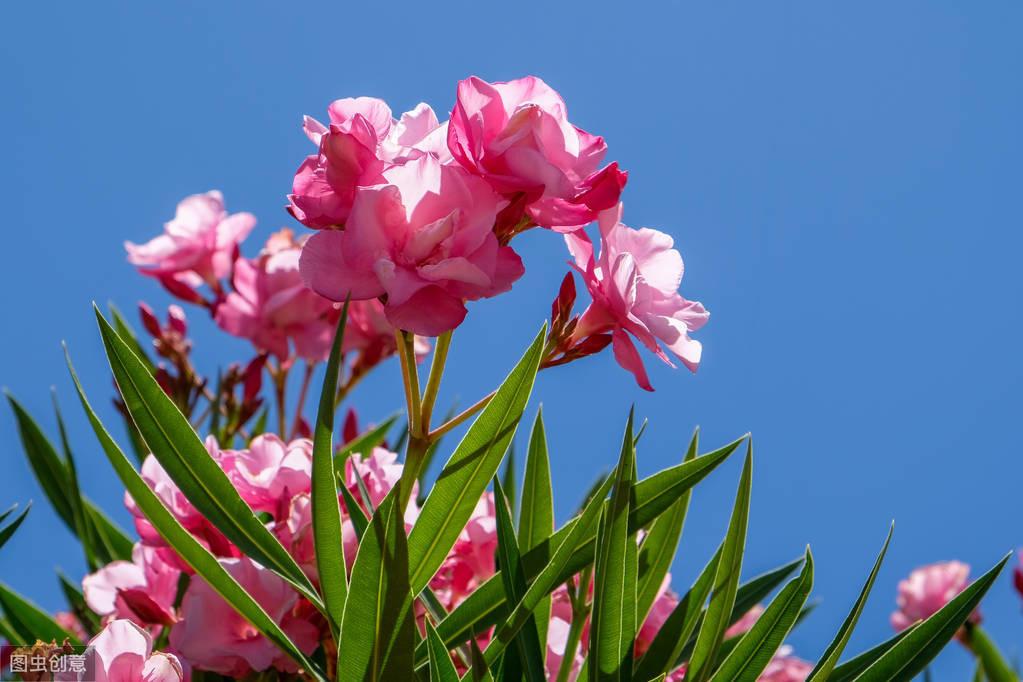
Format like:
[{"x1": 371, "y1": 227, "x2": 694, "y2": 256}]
[{"x1": 1, "y1": 2, "x2": 1020, "y2": 676}]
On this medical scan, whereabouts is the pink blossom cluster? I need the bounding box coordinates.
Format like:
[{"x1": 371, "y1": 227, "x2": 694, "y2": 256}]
[
  {"x1": 287, "y1": 75, "x2": 707, "y2": 388},
  {"x1": 126, "y1": 75, "x2": 708, "y2": 390},
  {"x1": 890, "y1": 560, "x2": 980, "y2": 632}
]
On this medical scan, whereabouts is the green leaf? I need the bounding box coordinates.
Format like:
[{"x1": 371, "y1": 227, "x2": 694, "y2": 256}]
[
  {"x1": 84, "y1": 504, "x2": 134, "y2": 563},
  {"x1": 589, "y1": 411, "x2": 638, "y2": 682},
  {"x1": 501, "y1": 443, "x2": 517, "y2": 521},
  {"x1": 0, "y1": 582, "x2": 79, "y2": 645},
  {"x1": 807, "y1": 523, "x2": 894, "y2": 681},
  {"x1": 419, "y1": 435, "x2": 745, "y2": 662},
  {"x1": 482, "y1": 473, "x2": 616, "y2": 669},
  {"x1": 636, "y1": 427, "x2": 698, "y2": 624},
  {"x1": 408, "y1": 325, "x2": 546, "y2": 594},
  {"x1": 64, "y1": 345, "x2": 325, "y2": 680},
  {"x1": 827, "y1": 628, "x2": 915, "y2": 682},
  {"x1": 493, "y1": 478, "x2": 546, "y2": 682},
  {"x1": 92, "y1": 307, "x2": 323, "y2": 612},
  {"x1": 467, "y1": 639, "x2": 494, "y2": 682},
  {"x1": 340, "y1": 481, "x2": 370, "y2": 540},
  {"x1": 964, "y1": 625, "x2": 1019, "y2": 682},
  {"x1": 517, "y1": 408, "x2": 554, "y2": 655},
  {"x1": 427, "y1": 620, "x2": 461, "y2": 682},
  {"x1": 634, "y1": 546, "x2": 722, "y2": 681},
  {"x1": 853, "y1": 553, "x2": 1011, "y2": 682},
  {"x1": 687, "y1": 442, "x2": 753, "y2": 682},
  {"x1": 338, "y1": 491, "x2": 416, "y2": 681},
  {"x1": 0, "y1": 503, "x2": 30, "y2": 551},
  {"x1": 710, "y1": 547, "x2": 814, "y2": 681},
  {"x1": 109, "y1": 302, "x2": 156, "y2": 373},
  {"x1": 311, "y1": 304, "x2": 349, "y2": 635},
  {"x1": 6, "y1": 392, "x2": 76, "y2": 529}
]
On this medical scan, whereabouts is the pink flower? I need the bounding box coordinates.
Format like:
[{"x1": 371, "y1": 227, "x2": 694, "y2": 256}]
[
  {"x1": 126, "y1": 191, "x2": 254, "y2": 292},
  {"x1": 566, "y1": 204, "x2": 709, "y2": 390},
  {"x1": 891, "y1": 561, "x2": 979, "y2": 631},
  {"x1": 288, "y1": 98, "x2": 450, "y2": 229},
  {"x1": 169, "y1": 557, "x2": 319, "y2": 677},
  {"x1": 635, "y1": 576, "x2": 677, "y2": 656},
  {"x1": 57, "y1": 620, "x2": 183, "y2": 682},
  {"x1": 83, "y1": 544, "x2": 181, "y2": 628},
  {"x1": 300, "y1": 155, "x2": 525, "y2": 335},
  {"x1": 758, "y1": 647, "x2": 813, "y2": 682},
  {"x1": 125, "y1": 440, "x2": 237, "y2": 566},
  {"x1": 215, "y1": 228, "x2": 340, "y2": 362},
  {"x1": 430, "y1": 494, "x2": 496, "y2": 610},
  {"x1": 217, "y1": 434, "x2": 313, "y2": 515},
  {"x1": 448, "y1": 75, "x2": 627, "y2": 233},
  {"x1": 342, "y1": 447, "x2": 414, "y2": 514}
]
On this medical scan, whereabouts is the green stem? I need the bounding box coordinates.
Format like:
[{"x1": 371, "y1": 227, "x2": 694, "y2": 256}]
[
  {"x1": 429, "y1": 390, "x2": 495, "y2": 440},
  {"x1": 272, "y1": 361, "x2": 288, "y2": 438},
  {"x1": 420, "y1": 330, "x2": 452, "y2": 433},
  {"x1": 556, "y1": 573, "x2": 590, "y2": 682},
  {"x1": 398, "y1": 435, "x2": 430, "y2": 511},
  {"x1": 963, "y1": 623, "x2": 1018, "y2": 682}
]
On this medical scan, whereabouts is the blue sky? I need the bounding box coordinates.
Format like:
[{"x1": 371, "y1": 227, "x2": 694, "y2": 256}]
[{"x1": 1, "y1": 1, "x2": 1020, "y2": 676}]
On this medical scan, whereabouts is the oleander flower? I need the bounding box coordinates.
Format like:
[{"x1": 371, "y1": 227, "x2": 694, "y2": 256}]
[
  {"x1": 217, "y1": 434, "x2": 313, "y2": 515},
  {"x1": 300, "y1": 155, "x2": 525, "y2": 335},
  {"x1": 566, "y1": 204, "x2": 709, "y2": 390},
  {"x1": 759, "y1": 646, "x2": 813, "y2": 682},
  {"x1": 214, "y1": 228, "x2": 339, "y2": 362},
  {"x1": 288, "y1": 98, "x2": 450, "y2": 229},
  {"x1": 126, "y1": 191, "x2": 254, "y2": 293},
  {"x1": 83, "y1": 544, "x2": 181, "y2": 628},
  {"x1": 125, "y1": 439, "x2": 237, "y2": 565},
  {"x1": 343, "y1": 298, "x2": 430, "y2": 369},
  {"x1": 891, "y1": 561, "x2": 979, "y2": 631},
  {"x1": 430, "y1": 493, "x2": 497, "y2": 610},
  {"x1": 448, "y1": 75, "x2": 627, "y2": 232},
  {"x1": 56, "y1": 620, "x2": 183, "y2": 682},
  {"x1": 169, "y1": 558, "x2": 319, "y2": 677}
]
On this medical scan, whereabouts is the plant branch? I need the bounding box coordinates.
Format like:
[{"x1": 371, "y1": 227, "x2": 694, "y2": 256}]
[{"x1": 419, "y1": 330, "x2": 452, "y2": 433}]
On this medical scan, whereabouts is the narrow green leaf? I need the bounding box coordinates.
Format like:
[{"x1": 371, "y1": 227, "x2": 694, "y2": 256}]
[
  {"x1": 493, "y1": 478, "x2": 546, "y2": 682},
  {"x1": 467, "y1": 639, "x2": 494, "y2": 682},
  {"x1": 427, "y1": 620, "x2": 461, "y2": 682},
  {"x1": 853, "y1": 553, "x2": 1011, "y2": 682},
  {"x1": 109, "y1": 302, "x2": 156, "y2": 373},
  {"x1": 687, "y1": 443, "x2": 753, "y2": 682},
  {"x1": 964, "y1": 625, "x2": 1019, "y2": 682},
  {"x1": 0, "y1": 504, "x2": 30, "y2": 551},
  {"x1": 6, "y1": 392, "x2": 76, "y2": 528},
  {"x1": 517, "y1": 408, "x2": 554, "y2": 654},
  {"x1": 64, "y1": 346, "x2": 325, "y2": 680},
  {"x1": 589, "y1": 412, "x2": 638, "y2": 682},
  {"x1": 807, "y1": 524, "x2": 894, "y2": 681},
  {"x1": 710, "y1": 547, "x2": 814, "y2": 681},
  {"x1": 482, "y1": 474, "x2": 615, "y2": 668},
  {"x1": 408, "y1": 325, "x2": 546, "y2": 593},
  {"x1": 419, "y1": 436, "x2": 745, "y2": 662},
  {"x1": 634, "y1": 546, "x2": 722, "y2": 681},
  {"x1": 827, "y1": 628, "x2": 915, "y2": 682},
  {"x1": 501, "y1": 444, "x2": 517, "y2": 521},
  {"x1": 636, "y1": 427, "x2": 698, "y2": 623},
  {"x1": 340, "y1": 482, "x2": 370, "y2": 540},
  {"x1": 338, "y1": 492, "x2": 416, "y2": 681},
  {"x1": 93, "y1": 307, "x2": 323, "y2": 612},
  {"x1": 312, "y1": 304, "x2": 349, "y2": 634},
  {"x1": 83, "y1": 504, "x2": 134, "y2": 562},
  {"x1": 0, "y1": 583, "x2": 79, "y2": 645}
]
